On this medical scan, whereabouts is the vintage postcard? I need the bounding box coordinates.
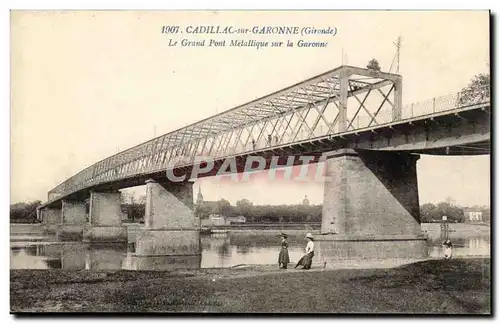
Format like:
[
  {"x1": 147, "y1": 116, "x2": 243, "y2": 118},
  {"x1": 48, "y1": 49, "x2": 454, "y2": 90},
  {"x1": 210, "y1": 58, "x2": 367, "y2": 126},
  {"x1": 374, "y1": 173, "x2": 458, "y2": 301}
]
[{"x1": 10, "y1": 10, "x2": 490, "y2": 314}]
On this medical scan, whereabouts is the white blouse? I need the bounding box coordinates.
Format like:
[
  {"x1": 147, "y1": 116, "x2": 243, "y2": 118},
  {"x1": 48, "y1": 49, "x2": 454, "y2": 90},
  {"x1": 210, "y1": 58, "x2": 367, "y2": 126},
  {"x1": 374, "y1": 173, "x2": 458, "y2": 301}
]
[{"x1": 306, "y1": 241, "x2": 314, "y2": 253}]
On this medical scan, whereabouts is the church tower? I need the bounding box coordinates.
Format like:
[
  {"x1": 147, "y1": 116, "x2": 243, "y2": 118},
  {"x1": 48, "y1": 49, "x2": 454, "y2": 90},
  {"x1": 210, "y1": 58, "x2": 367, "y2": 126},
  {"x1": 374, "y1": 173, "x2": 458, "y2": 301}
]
[{"x1": 196, "y1": 186, "x2": 204, "y2": 205}]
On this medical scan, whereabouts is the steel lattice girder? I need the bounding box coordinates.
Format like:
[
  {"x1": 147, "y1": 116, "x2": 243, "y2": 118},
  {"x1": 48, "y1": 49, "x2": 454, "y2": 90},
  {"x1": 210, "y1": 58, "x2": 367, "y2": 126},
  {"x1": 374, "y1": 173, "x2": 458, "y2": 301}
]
[{"x1": 47, "y1": 65, "x2": 406, "y2": 199}]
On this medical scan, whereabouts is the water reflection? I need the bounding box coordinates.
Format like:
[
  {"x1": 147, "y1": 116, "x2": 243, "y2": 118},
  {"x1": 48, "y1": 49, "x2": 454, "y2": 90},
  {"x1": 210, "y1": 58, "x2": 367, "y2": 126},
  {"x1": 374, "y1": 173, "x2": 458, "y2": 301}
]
[
  {"x1": 61, "y1": 244, "x2": 87, "y2": 270},
  {"x1": 135, "y1": 255, "x2": 202, "y2": 270},
  {"x1": 11, "y1": 231, "x2": 490, "y2": 271},
  {"x1": 428, "y1": 236, "x2": 490, "y2": 258},
  {"x1": 87, "y1": 244, "x2": 128, "y2": 270},
  {"x1": 10, "y1": 249, "x2": 54, "y2": 269}
]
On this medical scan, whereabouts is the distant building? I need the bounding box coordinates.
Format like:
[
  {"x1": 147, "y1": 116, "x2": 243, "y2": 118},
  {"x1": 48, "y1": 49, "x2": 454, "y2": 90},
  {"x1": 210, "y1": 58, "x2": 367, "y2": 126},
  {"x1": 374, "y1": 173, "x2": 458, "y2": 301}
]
[
  {"x1": 209, "y1": 214, "x2": 229, "y2": 226},
  {"x1": 464, "y1": 209, "x2": 483, "y2": 223},
  {"x1": 201, "y1": 214, "x2": 230, "y2": 227},
  {"x1": 196, "y1": 186, "x2": 204, "y2": 205},
  {"x1": 195, "y1": 186, "x2": 220, "y2": 215},
  {"x1": 302, "y1": 195, "x2": 310, "y2": 206}
]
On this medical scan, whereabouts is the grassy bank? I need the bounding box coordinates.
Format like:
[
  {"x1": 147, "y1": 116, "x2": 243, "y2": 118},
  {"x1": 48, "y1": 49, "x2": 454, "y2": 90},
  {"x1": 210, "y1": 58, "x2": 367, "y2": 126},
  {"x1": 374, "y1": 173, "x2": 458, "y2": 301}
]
[{"x1": 11, "y1": 258, "x2": 490, "y2": 314}]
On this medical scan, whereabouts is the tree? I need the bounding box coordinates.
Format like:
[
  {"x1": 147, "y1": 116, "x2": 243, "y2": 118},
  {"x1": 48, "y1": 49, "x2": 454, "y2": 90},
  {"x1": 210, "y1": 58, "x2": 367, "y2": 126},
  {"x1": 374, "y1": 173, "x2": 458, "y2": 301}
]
[
  {"x1": 458, "y1": 73, "x2": 490, "y2": 106},
  {"x1": 367, "y1": 59, "x2": 381, "y2": 71},
  {"x1": 136, "y1": 194, "x2": 146, "y2": 205},
  {"x1": 481, "y1": 206, "x2": 491, "y2": 223},
  {"x1": 120, "y1": 191, "x2": 132, "y2": 204},
  {"x1": 195, "y1": 203, "x2": 212, "y2": 219},
  {"x1": 436, "y1": 202, "x2": 464, "y2": 223},
  {"x1": 120, "y1": 192, "x2": 146, "y2": 221},
  {"x1": 420, "y1": 201, "x2": 465, "y2": 223},
  {"x1": 236, "y1": 199, "x2": 253, "y2": 216},
  {"x1": 420, "y1": 203, "x2": 438, "y2": 223},
  {"x1": 121, "y1": 191, "x2": 146, "y2": 205},
  {"x1": 10, "y1": 200, "x2": 42, "y2": 223}
]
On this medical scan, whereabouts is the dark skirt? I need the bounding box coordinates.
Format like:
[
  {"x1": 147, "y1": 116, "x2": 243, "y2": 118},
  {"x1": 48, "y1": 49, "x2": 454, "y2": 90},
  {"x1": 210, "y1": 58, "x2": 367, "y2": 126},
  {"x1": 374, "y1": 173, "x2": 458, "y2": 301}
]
[
  {"x1": 278, "y1": 247, "x2": 290, "y2": 265},
  {"x1": 296, "y1": 251, "x2": 314, "y2": 269}
]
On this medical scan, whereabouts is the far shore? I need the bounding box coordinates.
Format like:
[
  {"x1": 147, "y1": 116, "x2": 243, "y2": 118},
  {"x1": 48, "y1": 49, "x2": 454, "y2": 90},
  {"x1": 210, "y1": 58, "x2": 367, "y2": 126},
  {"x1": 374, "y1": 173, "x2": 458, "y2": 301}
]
[{"x1": 10, "y1": 222, "x2": 491, "y2": 240}]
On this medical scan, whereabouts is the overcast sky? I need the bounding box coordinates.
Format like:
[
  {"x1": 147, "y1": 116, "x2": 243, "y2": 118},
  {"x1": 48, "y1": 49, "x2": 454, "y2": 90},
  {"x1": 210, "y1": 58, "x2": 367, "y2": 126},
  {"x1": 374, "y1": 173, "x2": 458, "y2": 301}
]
[{"x1": 10, "y1": 11, "x2": 490, "y2": 206}]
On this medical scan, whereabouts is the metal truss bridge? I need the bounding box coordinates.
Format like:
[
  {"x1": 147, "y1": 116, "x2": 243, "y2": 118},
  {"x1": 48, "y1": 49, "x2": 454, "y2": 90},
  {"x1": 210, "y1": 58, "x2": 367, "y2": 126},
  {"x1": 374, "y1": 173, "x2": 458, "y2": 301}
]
[{"x1": 43, "y1": 65, "x2": 490, "y2": 207}]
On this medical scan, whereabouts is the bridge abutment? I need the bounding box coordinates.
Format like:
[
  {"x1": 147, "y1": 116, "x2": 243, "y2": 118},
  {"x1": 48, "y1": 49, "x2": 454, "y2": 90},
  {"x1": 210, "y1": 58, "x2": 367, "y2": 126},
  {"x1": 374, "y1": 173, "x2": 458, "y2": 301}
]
[
  {"x1": 318, "y1": 149, "x2": 428, "y2": 263},
  {"x1": 83, "y1": 191, "x2": 127, "y2": 243},
  {"x1": 134, "y1": 179, "x2": 201, "y2": 270}
]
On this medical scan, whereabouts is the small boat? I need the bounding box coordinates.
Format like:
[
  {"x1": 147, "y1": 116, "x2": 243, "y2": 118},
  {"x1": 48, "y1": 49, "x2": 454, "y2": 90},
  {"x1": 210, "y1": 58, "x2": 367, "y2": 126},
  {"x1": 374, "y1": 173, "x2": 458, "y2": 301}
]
[{"x1": 211, "y1": 228, "x2": 229, "y2": 235}]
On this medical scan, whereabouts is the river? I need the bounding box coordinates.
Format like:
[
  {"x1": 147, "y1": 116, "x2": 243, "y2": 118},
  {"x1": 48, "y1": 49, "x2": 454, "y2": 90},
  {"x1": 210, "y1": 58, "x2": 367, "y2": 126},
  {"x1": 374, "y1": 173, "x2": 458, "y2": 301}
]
[{"x1": 10, "y1": 223, "x2": 490, "y2": 270}]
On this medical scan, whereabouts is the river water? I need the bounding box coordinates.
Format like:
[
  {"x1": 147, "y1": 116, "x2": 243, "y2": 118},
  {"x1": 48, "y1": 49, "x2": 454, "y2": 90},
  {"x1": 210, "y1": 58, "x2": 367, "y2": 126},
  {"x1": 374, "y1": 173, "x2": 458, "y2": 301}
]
[{"x1": 10, "y1": 224, "x2": 490, "y2": 270}]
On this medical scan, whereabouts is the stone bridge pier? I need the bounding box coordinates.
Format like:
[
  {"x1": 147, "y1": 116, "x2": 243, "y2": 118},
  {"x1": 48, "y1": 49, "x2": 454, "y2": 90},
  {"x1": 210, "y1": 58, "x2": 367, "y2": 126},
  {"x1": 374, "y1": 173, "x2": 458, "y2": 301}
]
[
  {"x1": 58, "y1": 200, "x2": 87, "y2": 241},
  {"x1": 40, "y1": 200, "x2": 87, "y2": 241},
  {"x1": 40, "y1": 207, "x2": 62, "y2": 237},
  {"x1": 83, "y1": 190, "x2": 127, "y2": 243},
  {"x1": 134, "y1": 179, "x2": 201, "y2": 270},
  {"x1": 317, "y1": 149, "x2": 428, "y2": 263}
]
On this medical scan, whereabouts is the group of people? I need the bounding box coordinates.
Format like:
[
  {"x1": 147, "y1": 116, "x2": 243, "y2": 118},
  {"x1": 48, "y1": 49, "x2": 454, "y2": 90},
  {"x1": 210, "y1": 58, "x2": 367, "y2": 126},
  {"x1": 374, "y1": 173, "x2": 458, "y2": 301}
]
[
  {"x1": 278, "y1": 232, "x2": 315, "y2": 270},
  {"x1": 278, "y1": 234, "x2": 454, "y2": 268}
]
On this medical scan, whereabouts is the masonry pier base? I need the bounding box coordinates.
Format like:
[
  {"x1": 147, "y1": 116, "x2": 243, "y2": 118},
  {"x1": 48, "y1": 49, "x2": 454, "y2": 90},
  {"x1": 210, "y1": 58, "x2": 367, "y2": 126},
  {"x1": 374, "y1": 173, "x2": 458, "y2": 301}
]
[
  {"x1": 83, "y1": 191, "x2": 127, "y2": 243},
  {"x1": 40, "y1": 207, "x2": 62, "y2": 238},
  {"x1": 134, "y1": 179, "x2": 201, "y2": 270},
  {"x1": 316, "y1": 149, "x2": 428, "y2": 264},
  {"x1": 58, "y1": 200, "x2": 87, "y2": 241}
]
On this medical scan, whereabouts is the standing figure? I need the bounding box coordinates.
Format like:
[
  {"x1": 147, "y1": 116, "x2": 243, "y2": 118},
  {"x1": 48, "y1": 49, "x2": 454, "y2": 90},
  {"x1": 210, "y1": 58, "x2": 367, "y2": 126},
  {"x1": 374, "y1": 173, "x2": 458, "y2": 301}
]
[
  {"x1": 278, "y1": 233, "x2": 290, "y2": 269},
  {"x1": 295, "y1": 233, "x2": 315, "y2": 270},
  {"x1": 443, "y1": 239, "x2": 453, "y2": 259}
]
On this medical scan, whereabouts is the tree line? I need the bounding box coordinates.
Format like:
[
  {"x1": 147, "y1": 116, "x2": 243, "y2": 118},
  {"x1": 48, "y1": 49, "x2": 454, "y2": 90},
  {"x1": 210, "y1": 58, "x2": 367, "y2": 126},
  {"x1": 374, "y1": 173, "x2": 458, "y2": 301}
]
[
  {"x1": 10, "y1": 200, "x2": 42, "y2": 223},
  {"x1": 195, "y1": 198, "x2": 323, "y2": 223},
  {"x1": 420, "y1": 202, "x2": 490, "y2": 223},
  {"x1": 10, "y1": 198, "x2": 490, "y2": 224}
]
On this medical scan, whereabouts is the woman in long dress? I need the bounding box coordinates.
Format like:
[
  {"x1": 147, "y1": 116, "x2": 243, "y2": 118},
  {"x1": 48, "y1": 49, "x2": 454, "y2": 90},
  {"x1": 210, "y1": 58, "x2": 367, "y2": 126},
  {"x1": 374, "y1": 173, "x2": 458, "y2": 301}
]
[
  {"x1": 295, "y1": 233, "x2": 314, "y2": 270},
  {"x1": 278, "y1": 233, "x2": 290, "y2": 269}
]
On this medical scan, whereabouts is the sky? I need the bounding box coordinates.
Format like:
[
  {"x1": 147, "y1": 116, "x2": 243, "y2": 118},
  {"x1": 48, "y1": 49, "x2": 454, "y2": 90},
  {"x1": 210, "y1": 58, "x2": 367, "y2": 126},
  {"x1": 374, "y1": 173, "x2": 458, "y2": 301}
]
[{"x1": 10, "y1": 10, "x2": 490, "y2": 207}]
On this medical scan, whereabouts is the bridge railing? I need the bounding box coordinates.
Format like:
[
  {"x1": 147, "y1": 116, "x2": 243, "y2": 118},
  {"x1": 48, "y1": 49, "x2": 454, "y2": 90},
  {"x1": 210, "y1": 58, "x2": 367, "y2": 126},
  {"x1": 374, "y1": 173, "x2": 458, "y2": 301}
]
[
  {"x1": 401, "y1": 85, "x2": 490, "y2": 119},
  {"x1": 207, "y1": 85, "x2": 490, "y2": 157}
]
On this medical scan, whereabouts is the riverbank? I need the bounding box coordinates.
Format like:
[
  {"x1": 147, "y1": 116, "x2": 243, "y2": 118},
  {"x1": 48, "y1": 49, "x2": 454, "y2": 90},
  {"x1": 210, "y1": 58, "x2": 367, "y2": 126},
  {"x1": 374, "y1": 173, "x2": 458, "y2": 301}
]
[{"x1": 11, "y1": 258, "x2": 490, "y2": 314}]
